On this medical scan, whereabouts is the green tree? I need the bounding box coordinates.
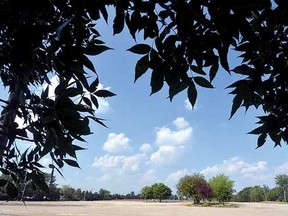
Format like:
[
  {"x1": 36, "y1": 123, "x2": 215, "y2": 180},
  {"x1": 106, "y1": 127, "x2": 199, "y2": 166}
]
[
  {"x1": 1, "y1": 0, "x2": 288, "y2": 197},
  {"x1": 99, "y1": 188, "x2": 111, "y2": 200},
  {"x1": 60, "y1": 185, "x2": 76, "y2": 201},
  {"x1": 275, "y1": 174, "x2": 288, "y2": 202},
  {"x1": 236, "y1": 186, "x2": 253, "y2": 202},
  {"x1": 177, "y1": 174, "x2": 212, "y2": 204},
  {"x1": 151, "y1": 183, "x2": 172, "y2": 202},
  {"x1": 209, "y1": 174, "x2": 234, "y2": 205},
  {"x1": 249, "y1": 186, "x2": 265, "y2": 202},
  {"x1": 141, "y1": 186, "x2": 154, "y2": 200},
  {"x1": 267, "y1": 187, "x2": 282, "y2": 202}
]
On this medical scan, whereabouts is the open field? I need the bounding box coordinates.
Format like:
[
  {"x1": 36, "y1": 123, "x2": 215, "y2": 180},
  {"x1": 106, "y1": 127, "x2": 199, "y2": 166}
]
[{"x1": 1, "y1": 201, "x2": 288, "y2": 216}]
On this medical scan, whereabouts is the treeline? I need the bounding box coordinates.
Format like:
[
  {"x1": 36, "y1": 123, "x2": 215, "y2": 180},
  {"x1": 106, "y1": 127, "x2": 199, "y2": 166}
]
[
  {"x1": 1, "y1": 173, "x2": 288, "y2": 203},
  {"x1": 232, "y1": 174, "x2": 288, "y2": 203}
]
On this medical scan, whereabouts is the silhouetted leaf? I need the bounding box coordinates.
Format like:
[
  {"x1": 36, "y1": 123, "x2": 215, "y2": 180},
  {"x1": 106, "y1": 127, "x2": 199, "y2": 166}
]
[
  {"x1": 209, "y1": 63, "x2": 219, "y2": 82},
  {"x1": 64, "y1": 159, "x2": 80, "y2": 168},
  {"x1": 95, "y1": 90, "x2": 116, "y2": 98},
  {"x1": 230, "y1": 94, "x2": 242, "y2": 119},
  {"x1": 190, "y1": 65, "x2": 206, "y2": 75},
  {"x1": 194, "y1": 77, "x2": 213, "y2": 88},
  {"x1": 113, "y1": 8, "x2": 125, "y2": 35},
  {"x1": 85, "y1": 45, "x2": 112, "y2": 56},
  {"x1": 135, "y1": 54, "x2": 149, "y2": 82},
  {"x1": 256, "y1": 133, "x2": 267, "y2": 149},
  {"x1": 187, "y1": 82, "x2": 197, "y2": 108},
  {"x1": 127, "y1": 44, "x2": 151, "y2": 54},
  {"x1": 150, "y1": 69, "x2": 164, "y2": 95},
  {"x1": 89, "y1": 77, "x2": 99, "y2": 93}
]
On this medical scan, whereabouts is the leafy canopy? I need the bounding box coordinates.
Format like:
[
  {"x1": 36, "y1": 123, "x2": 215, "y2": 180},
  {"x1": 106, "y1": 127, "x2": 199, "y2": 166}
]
[{"x1": 1, "y1": 0, "x2": 288, "y2": 198}]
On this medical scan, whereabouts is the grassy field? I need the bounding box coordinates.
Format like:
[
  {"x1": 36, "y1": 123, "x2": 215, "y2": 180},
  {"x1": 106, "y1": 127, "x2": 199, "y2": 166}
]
[{"x1": 0, "y1": 201, "x2": 288, "y2": 216}]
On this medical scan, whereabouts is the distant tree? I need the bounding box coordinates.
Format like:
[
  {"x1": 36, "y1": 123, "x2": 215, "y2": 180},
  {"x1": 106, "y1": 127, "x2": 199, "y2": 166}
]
[
  {"x1": 60, "y1": 185, "x2": 76, "y2": 201},
  {"x1": 267, "y1": 187, "x2": 282, "y2": 202},
  {"x1": 236, "y1": 187, "x2": 253, "y2": 202},
  {"x1": 99, "y1": 188, "x2": 111, "y2": 200},
  {"x1": 177, "y1": 174, "x2": 212, "y2": 204},
  {"x1": 249, "y1": 186, "x2": 265, "y2": 202},
  {"x1": 275, "y1": 174, "x2": 288, "y2": 202},
  {"x1": 141, "y1": 186, "x2": 154, "y2": 200},
  {"x1": 151, "y1": 183, "x2": 172, "y2": 202},
  {"x1": 209, "y1": 174, "x2": 234, "y2": 205}
]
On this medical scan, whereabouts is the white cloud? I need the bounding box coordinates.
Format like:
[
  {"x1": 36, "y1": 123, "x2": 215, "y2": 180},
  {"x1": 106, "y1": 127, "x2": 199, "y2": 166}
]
[
  {"x1": 166, "y1": 169, "x2": 189, "y2": 184},
  {"x1": 201, "y1": 157, "x2": 268, "y2": 178},
  {"x1": 150, "y1": 145, "x2": 178, "y2": 166},
  {"x1": 92, "y1": 154, "x2": 124, "y2": 169},
  {"x1": 276, "y1": 162, "x2": 288, "y2": 174},
  {"x1": 92, "y1": 154, "x2": 142, "y2": 173},
  {"x1": 139, "y1": 169, "x2": 158, "y2": 185},
  {"x1": 155, "y1": 117, "x2": 192, "y2": 146},
  {"x1": 123, "y1": 155, "x2": 141, "y2": 172},
  {"x1": 148, "y1": 117, "x2": 193, "y2": 166},
  {"x1": 103, "y1": 133, "x2": 131, "y2": 154},
  {"x1": 173, "y1": 117, "x2": 190, "y2": 129},
  {"x1": 139, "y1": 143, "x2": 152, "y2": 154},
  {"x1": 94, "y1": 83, "x2": 111, "y2": 114}
]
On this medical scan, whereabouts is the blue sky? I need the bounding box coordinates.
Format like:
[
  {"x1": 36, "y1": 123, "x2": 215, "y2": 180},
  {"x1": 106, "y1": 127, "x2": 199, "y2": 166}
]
[{"x1": 2, "y1": 10, "x2": 288, "y2": 194}]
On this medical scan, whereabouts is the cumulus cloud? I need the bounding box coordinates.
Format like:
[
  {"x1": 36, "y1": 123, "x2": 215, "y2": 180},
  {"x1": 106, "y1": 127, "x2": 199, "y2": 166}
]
[
  {"x1": 103, "y1": 133, "x2": 131, "y2": 154},
  {"x1": 139, "y1": 143, "x2": 152, "y2": 154},
  {"x1": 149, "y1": 117, "x2": 193, "y2": 166},
  {"x1": 150, "y1": 146, "x2": 178, "y2": 166},
  {"x1": 139, "y1": 169, "x2": 158, "y2": 185},
  {"x1": 92, "y1": 154, "x2": 124, "y2": 169},
  {"x1": 275, "y1": 162, "x2": 288, "y2": 174},
  {"x1": 92, "y1": 154, "x2": 142, "y2": 173},
  {"x1": 201, "y1": 157, "x2": 268, "y2": 178},
  {"x1": 155, "y1": 117, "x2": 192, "y2": 146},
  {"x1": 166, "y1": 169, "x2": 189, "y2": 184}
]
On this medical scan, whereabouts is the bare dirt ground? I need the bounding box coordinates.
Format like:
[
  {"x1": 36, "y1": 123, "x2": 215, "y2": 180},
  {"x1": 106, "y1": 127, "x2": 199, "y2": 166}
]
[{"x1": 0, "y1": 201, "x2": 288, "y2": 216}]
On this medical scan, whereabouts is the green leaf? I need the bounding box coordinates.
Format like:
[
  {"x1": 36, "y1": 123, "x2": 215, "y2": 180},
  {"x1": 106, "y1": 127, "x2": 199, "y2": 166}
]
[
  {"x1": 127, "y1": 44, "x2": 151, "y2": 54},
  {"x1": 230, "y1": 94, "x2": 242, "y2": 119},
  {"x1": 64, "y1": 159, "x2": 80, "y2": 168},
  {"x1": 187, "y1": 82, "x2": 197, "y2": 108},
  {"x1": 135, "y1": 54, "x2": 149, "y2": 82},
  {"x1": 85, "y1": 45, "x2": 112, "y2": 56},
  {"x1": 95, "y1": 90, "x2": 116, "y2": 98},
  {"x1": 194, "y1": 77, "x2": 213, "y2": 88}
]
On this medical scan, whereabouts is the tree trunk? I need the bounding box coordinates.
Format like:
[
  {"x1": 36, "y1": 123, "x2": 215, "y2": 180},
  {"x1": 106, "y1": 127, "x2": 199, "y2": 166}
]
[{"x1": 284, "y1": 188, "x2": 286, "y2": 202}]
